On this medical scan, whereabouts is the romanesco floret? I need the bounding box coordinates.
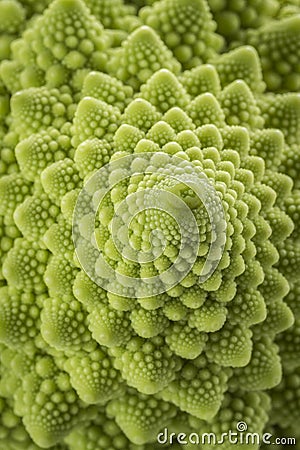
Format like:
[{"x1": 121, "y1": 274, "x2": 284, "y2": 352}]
[{"x1": 0, "y1": 0, "x2": 299, "y2": 448}]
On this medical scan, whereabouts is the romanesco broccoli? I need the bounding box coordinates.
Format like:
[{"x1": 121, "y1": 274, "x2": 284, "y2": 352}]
[{"x1": 0, "y1": 0, "x2": 299, "y2": 449}]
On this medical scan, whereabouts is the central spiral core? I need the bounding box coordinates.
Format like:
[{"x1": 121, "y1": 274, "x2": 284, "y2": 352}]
[{"x1": 73, "y1": 152, "x2": 226, "y2": 298}]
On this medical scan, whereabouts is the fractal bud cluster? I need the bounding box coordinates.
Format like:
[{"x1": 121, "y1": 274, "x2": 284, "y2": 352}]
[{"x1": 0, "y1": 0, "x2": 299, "y2": 449}]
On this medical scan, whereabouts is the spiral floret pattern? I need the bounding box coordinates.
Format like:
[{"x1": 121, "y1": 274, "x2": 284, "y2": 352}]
[{"x1": 0, "y1": 0, "x2": 299, "y2": 449}]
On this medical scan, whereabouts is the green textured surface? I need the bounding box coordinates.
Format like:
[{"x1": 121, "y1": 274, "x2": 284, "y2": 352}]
[{"x1": 0, "y1": 1, "x2": 299, "y2": 449}]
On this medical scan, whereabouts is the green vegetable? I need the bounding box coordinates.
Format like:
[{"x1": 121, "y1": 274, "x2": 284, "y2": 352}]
[{"x1": 0, "y1": 0, "x2": 299, "y2": 449}]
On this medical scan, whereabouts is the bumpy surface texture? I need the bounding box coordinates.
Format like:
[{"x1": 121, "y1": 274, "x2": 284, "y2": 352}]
[{"x1": 0, "y1": 1, "x2": 299, "y2": 449}]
